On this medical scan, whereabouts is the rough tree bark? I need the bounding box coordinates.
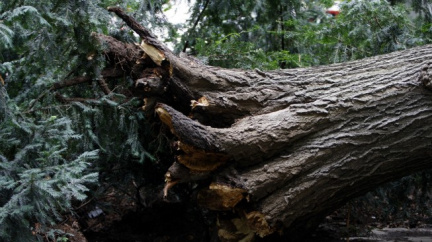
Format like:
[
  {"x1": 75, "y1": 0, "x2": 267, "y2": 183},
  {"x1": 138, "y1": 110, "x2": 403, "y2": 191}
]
[{"x1": 56, "y1": 8, "x2": 432, "y2": 241}]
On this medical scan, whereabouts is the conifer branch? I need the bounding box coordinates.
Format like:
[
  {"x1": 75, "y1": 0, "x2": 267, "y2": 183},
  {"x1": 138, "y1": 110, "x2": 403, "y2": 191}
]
[
  {"x1": 97, "y1": 78, "x2": 111, "y2": 95},
  {"x1": 51, "y1": 76, "x2": 92, "y2": 90},
  {"x1": 54, "y1": 93, "x2": 97, "y2": 103},
  {"x1": 107, "y1": 6, "x2": 170, "y2": 54},
  {"x1": 182, "y1": 0, "x2": 210, "y2": 52}
]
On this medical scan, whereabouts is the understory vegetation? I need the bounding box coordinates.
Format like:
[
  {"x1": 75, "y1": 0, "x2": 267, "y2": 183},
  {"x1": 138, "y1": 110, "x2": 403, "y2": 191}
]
[{"x1": 1, "y1": 0, "x2": 432, "y2": 240}]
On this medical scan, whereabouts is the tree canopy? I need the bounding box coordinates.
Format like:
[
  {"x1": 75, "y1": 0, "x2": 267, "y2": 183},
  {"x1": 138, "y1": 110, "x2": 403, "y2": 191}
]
[{"x1": 1, "y1": 0, "x2": 432, "y2": 241}]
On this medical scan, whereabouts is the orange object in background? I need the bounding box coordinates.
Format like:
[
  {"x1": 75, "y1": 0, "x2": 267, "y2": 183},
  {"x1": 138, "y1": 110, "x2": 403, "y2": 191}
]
[{"x1": 326, "y1": 1, "x2": 341, "y2": 16}]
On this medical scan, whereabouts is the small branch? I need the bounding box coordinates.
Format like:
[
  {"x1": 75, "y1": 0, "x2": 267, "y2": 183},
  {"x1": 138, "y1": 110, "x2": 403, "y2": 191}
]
[
  {"x1": 97, "y1": 78, "x2": 111, "y2": 95},
  {"x1": 54, "y1": 93, "x2": 97, "y2": 103},
  {"x1": 28, "y1": 76, "x2": 93, "y2": 111},
  {"x1": 107, "y1": 7, "x2": 170, "y2": 53},
  {"x1": 280, "y1": 4, "x2": 285, "y2": 51},
  {"x1": 51, "y1": 76, "x2": 92, "y2": 91},
  {"x1": 101, "y1": 67, "x2": 125, "y2": 78},
  {"x1": 373, "y1": 16, "x2": 383, "y2": 29},
  {"x1": 23, "y1": 104, "x2": 75, "y2": 114},
  {"x1": 27, "y1": 89, "x2": 50, "y2": 111},
  {"x1": 182, "y1": 0, "x2": 210, "y2": 52},
  {"x1": 52, "y1": 74, "x2": 112, "y2": 95}
]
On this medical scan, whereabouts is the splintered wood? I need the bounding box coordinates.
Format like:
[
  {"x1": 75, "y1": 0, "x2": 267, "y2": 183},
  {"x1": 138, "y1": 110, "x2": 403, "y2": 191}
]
[
  {"x1": 155, "y1": 106, "x2": 175, "y2": 134},
  {"x1": 138, "y1": 41, "x2": 165, "y2": 66},
  {"x1": 197, "y1": 183, "x2": 246, "y2": 210},
  {"x1": 176, "y1": 141, "x2": 228, "y2": 172}
]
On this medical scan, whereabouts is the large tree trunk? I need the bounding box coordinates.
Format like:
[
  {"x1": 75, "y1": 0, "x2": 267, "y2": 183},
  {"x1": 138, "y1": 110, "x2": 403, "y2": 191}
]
[{"x1": 59, "y1": 8, "x2": 432, "y2": 241}]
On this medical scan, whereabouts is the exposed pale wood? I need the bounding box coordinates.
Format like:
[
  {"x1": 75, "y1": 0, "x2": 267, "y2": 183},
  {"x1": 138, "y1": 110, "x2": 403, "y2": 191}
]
[{"x1": 139, "y1": 41, "x2": 165, "y2": 66}]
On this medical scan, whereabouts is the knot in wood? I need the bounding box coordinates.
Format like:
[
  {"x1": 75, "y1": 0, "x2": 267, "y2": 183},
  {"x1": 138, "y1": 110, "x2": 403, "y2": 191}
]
[
  {"x1": 135, "y1": 76, "x2": 165, "y2": 94},
  {"x1": 419, "y1": 63, "x2": 432, "y2": 91}
]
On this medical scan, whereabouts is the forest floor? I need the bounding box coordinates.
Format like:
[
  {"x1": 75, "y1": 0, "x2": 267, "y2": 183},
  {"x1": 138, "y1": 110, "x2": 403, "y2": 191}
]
[
  {"x1": 351, "y1": 227, "x2": 432, "y2": 241},
  {"x1": 75, "y1": 202, "x2": 432, "y2": 242},
  {"x1": 312, "y1": 222, "x2": 432, "y2": 241},
  {"x1": 310, "y1": 207, "x2": 432, "y2": 242},
  {"x1": 56, "y1": 180, "x2": 432, "y2": 241}
]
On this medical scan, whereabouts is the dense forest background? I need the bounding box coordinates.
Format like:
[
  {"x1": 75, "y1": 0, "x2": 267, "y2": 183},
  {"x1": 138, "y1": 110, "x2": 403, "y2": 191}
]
[{"x1": 1, "y1": 0, "x2": 432, "y2": 241}]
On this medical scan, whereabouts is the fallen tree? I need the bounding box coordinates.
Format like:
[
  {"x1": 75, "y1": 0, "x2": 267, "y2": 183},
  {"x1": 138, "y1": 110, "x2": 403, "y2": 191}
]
[{"x1": 53, "y1": 7, "x2": 432, "y2": 241}]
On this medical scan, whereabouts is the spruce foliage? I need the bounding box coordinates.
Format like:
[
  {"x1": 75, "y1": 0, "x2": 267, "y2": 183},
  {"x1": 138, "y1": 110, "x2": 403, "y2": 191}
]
[
  {"x1": 0, "y1": 100, "x2": 99, "y2": 240},
  {"x1": 0, "y1": 0, "x2": 167, "y2": 240},
  {"x1": 189, "y1": 0, "x2": 432, "y2": 69}
]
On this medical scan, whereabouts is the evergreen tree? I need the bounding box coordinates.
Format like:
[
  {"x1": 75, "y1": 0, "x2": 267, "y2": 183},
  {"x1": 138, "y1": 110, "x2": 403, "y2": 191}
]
[
  {"x1": 0, "y1": 1, "x2": 168, "y2": 240},
  {"x1": 186, "y1": 0, "x2": 431, "y2": 69}
]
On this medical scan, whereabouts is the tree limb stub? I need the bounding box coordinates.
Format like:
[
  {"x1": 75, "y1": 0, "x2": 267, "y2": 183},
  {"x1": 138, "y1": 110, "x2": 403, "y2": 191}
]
[
  {"x1": 107, "y1": 7, "x2": 167, "y2": 52},
  {"x1": 107, "y1": 6, "x2": 171, "y2": 70},
  {"x1": 155, "y1": 103, "x2": 230, "y2": 173},
  {"x1": 419, "y1": 62, "x2": 432, "y2": 91},
  {"x1": 155, "y1": 103, "x2": 221, "y2": 151}
]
